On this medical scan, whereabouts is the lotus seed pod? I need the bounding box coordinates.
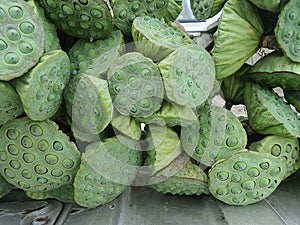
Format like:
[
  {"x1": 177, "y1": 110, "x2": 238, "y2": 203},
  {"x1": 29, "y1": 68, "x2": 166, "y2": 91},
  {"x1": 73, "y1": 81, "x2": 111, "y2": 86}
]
[
  {"x1": 68, "y1": 30, "x2": 125, "y2": 79},
  {"x1": 132, "y1": 16, "x2": 193, "y2": 62},
  {"x1": 191, "y1": 0, "x2": 226, "y2": 20},
  {"x1": 27, "y1": 0, "x2": 61, "y2": 52},
  {"x1": 284, "y1": 90, "x2": 300, "y2": 112},
  {"x1": 0, "y1": 0, "x2": 44, "y2": 80},
  {"x1": 0, "y1": 81, "x2": 24, "y2": 126},
  {"x1": 107, "y1": 52, "x2": 164, "y2": 118},
  {"x1": 212, "y1": 0, "x2": 264, "y2": 79},
  {"x1": 244, "y1": 82, "x2": 300, "y2": 138},
  {"x1": 25, "y1": 184, "x2": 75, "y2": 203},
  {"x1": 249, "y1": 51, "x2": 300, "y2": 91},
  {"x1": 112, "y1": 0, "x2": 169, "y2": 37},
  {"x1": 0, "y1": 117, "x2": 81, "y2": 192},
  {"x1": 249, "y1": 0, "x2": 289, "y2": 13},
  {"x1": 111, "y1": 111, "x2": 142, "y2": 141},
  {"x1": 209, "y1": 150, "x2": 287, "y2": 205},
  {"x1": 0, "y1": 174, "x2": 14, "y2": 199},
  {"x1": 163, "y1": 0, "x2": 182, "y2": 23},
  {"x1": 11, "y1": 50, "x2": 70, "y2": 121},
  {"x1": 181, "y1": 105, "x2": 247, "y2": 167},
  {"x1": 275, "y1": 0, "x2": 300, "y2": 62},
  {"x1": 151, "y1": 159, "x2": 209, "y2": 195},
  {"x1": 64, "y1": 73, "x2": 113, "y2": 134},
  {"x1": 221, "y1": 64, "x2": 251, "y2": 107},
  {"x1": 146, "y1": 125, "x2": 182, "y2": 175},
  {"x1": 159, "y1": 44, "x2": 215, "y2": 108},
  {"x1": 36, "y1": 0, "x2": 113, "y2": 41},
  {"x1": 136, "y1": 100, "x2": 198, "y2": 127},
  {"x1": 249, "y1": 135, "x2": 299, "y2": 179},
  {"x1": 74, "y1": 136, "x2": 142, "y2": 208}
]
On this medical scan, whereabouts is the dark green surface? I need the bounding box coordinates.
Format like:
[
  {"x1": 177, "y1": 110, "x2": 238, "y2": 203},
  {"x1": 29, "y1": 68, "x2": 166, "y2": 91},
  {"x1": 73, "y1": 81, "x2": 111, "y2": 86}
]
[{"x1": 1, "y1": 170, "x2": 300, "y2": 224}]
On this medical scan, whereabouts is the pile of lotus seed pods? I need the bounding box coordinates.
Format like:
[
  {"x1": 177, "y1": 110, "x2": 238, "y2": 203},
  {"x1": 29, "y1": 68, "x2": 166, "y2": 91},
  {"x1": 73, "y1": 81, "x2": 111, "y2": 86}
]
[{"x1": 0, "y1": 0, "x2": 300, "y2": 208}]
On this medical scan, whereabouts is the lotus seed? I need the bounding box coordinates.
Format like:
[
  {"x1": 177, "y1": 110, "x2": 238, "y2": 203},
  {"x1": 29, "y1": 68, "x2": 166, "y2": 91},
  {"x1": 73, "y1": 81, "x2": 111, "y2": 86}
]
[
  {"x1": 0, "y1": 39, "x2": 7, "y2": 51},
  {"x1": 45, "y1": 154, "x2": 59, "y2": 165},
  {"x1": 53, "y1": 141, "x2": 63, "y2": 151},
  {"x1": 51, "y1": 169, "x2": 63, "y2": 177},
  {"x1": 233, "y1": 161, "x2": 247, "y2": 171},
  {"x1": 217, "y1": 171, "x2": 229, "y2": 181},
  {"x1": 231, "y1": 187, "x2": 242, "y2": 194},
  {"x1": 4, "y1": 168, "x2": 16, "y2": 179},
  {"x1": 4, "y1": 52, "x2": 19, "y2": 64},
  {"x1": 8, "y1": 6, "x2": 23, "y2": 19},
  {"x1": 231, "y1": 174, "x2": 242, "y2": 183},
  {"x1": 0, "y1": 151, "x2": 7, "y2": 161},
  {"x1": 34, "y1": 165, "x2": 48, "y2": 175},
  {"x1": 7, "y1": 129, "x2": 19, "y2": 140},
  {"x1": 38, "y1": 140, "x2": 49, "y2": 151},
  {"x1": 247, "y1": 167, "x2": 260, "y2": 177},
  {"x1": 21, "y1": 169, "x2": 32, "y2": 179},
  {"x1": 21, "y1": 136, "x2": 33, "y2": 148},
  {"x1": 23, "y1": 153, "x2": 35, "y2": 163}
]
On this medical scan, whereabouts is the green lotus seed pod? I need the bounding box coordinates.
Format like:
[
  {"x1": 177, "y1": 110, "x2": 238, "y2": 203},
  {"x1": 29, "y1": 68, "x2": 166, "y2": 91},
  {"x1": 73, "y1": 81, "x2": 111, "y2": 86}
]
[
  {"x1": 0, "y1": 174, "x2": 14, "y2": 199},
  {"x1": 181, "y1": 105, "x2": 247, "y2": 166},
  {"x1": 159, "y1": 44, "x2": 215, "y2": 108},
  {"x1": 27, "y1": 0, "x2": 61, "y2": 52},
  {"x1": 37, "y1": 0, "x2": 113, "y2": 41},
  {"x1": 163, "y1": 0, "x2": 182, "y2": 23},
  {"x1": 212, "y1": 0, "x2": 264, "y2": 79},
  {"x1": 209, "y1": 150, "x2": 287, "y2": 205},
  {"x1": 244, "y1": 82, "x2": 300, "y2": 138},
  {"x1": 284, "y1": 90, "x2": 300, "y2": 112},
  {"x1": 69, "y1": 30, "x2": 125, "y2": 79},
  {"x1": 136, "y1": 100, "x2": 198, "y2": 127},
  {"x1": 74, "y1": 136, "x2": 142, "y2": 208},
  {"x1": 249, "y1": 135, "x2": 299, "y2": 179},
  {"x1": 0, "y1": 81, "x2": 24, "y2": 126},
  {"x1": 0, "y1": 117, "x2": 81, "y2": 192},
  {"x1": 64, "y1": 73, "x2": 113, "y2": 134},
  {"x1": 111, "y1": 111, "x2": 141, "y2": 141},
  {"x1": 11, "y1": 50, "x2": 70, "y2": 121},
  {"x1": 0, "y1": 0, "x2": 44, "y2": 80},
  {"x1": 112, "y1": 0, "x2": 169, "y2": 37},
  {"x1": 25, "y1": 184, "x2": 75, "y2": 203},
  {"x1": 191, "y1": 0, "x2": 226, "y2": 20},
  {"x1": 249, "y1": 0, "x2": 289, "y2": 12},
  {"x1": 132, "y1": 16, "x2": 193, "y2": 62},
  {"x1": 107, "y1": 52, "x2": 164, "y2": 118},
  {"x1": 249, "y1": 51, "x2": 300, "y2": 91},
  {"x1": 151, "y1": 159, "x2": 209, "y2": 195},
  {"x1": 221, "y1": 64, "x2": 251, "y2": 107},
  {"x1": 275, "y1": 0, "x2": 300, "y2": 63},
  {"x1": 146, "y1": 125, "x2": 182, "y2": 175}
]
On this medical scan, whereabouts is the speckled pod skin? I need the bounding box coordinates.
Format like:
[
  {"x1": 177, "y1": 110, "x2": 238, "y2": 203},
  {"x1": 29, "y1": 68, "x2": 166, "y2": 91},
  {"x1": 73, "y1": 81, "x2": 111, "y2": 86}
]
[
  {"x1": 158, "y1": 44, "x2": 215, "y2": 108},
  {"x1": 249, "y1": 0, "x2": 288, "y2": 12},
  {"x1": 244, "y1": 82, "x2": 300, "y2": 138},
  {"x1": 249, "y1": 51, "x2": 300, "y2": 91},
  {"x1": 107, "y1": 52, "x2": 164, "y2": 118},
  {"x1": 146, "y1": 125, "x2": 182, "y2": 175},
  {"x1": 0, "y1": 0, "x2": 44, "y2": 81},
  {"x1": 0, "y1": 117, "x2": 81, "y2": 192},
  {"x1": 163, "y1": 0, "x2": 182, "y2": 23},
  {"x1": 111, "y1": 111, "x2": 141, "y2": 141},
  {"x1": 221, "y1": 64, "x2": 251, "y2": 106},
  {"x1": 11, "y1": 50, "x2": 70, "y2": 121},
  {"x1": 151, "y1": 160, "x2": 209, "y2": 195},
  {"x1": 181, "y1": 106, "x2": 247, "y2": 167},
  {"x1": 27, "y1": 0, "x2": 61, "y2": 52},
  {"x1": 284, "y1": 90, "x2": 300, "y2": 112},
  {"x1": 212, "y1": 0, "x2": 264, "y2": 79},
  {"x1": 112, "y1": 0, "x2": 169, "y2": 37},
  {"x1": 68, "y1": 30, "x2": 125, "y2": 79},
  {"x1": 209, "y1": 150, "x2": 287, "y2": 205},
  {"x1": 275, "y1": 0, "x2": 300, "y2": 62},
  {"x1": 64, "y1": 73, "x2": 113, "y2": 134},
  {"x1": 191, "y1": 0, "x2": 225, "y2": 20},
  {"x1": 74, "y1": 136, "x2": 142, "y2": 208},
  {"x1": 0, "y1": 81, "x2": 24, "y2": 126},
  {"x1": 135, "y1": 100, "x2": 198, "y2": 127},
  {"x1": 132, "y1": 16, "x2": 193, "y2": 62},
  {"x1": 249, "y1": 135, "x2": 299, "y2": 179},
  {"x1": 37, "y1": 0, "x2": 113, "y2": 41},
  {"x1": 25, "y1": 184, "x2": 75, "y2": 203},
  {"x1": 0, "y1": 175, "x2": 14, "y2": 199}
]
